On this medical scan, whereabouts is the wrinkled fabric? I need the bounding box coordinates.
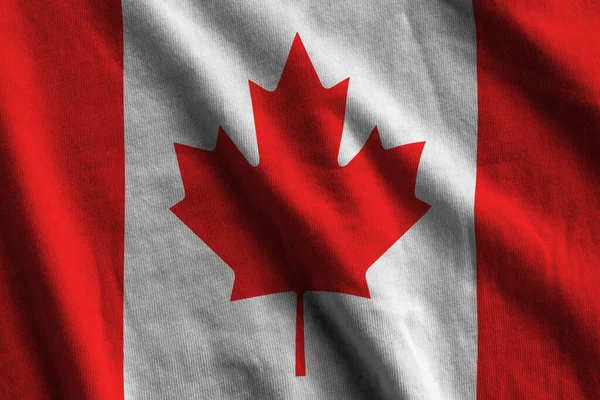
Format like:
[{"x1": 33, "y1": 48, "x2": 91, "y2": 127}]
[
  {"x1": 123, "y1": 1, "x2": 477, "y2": 399},
  {"x1": 473, "y1": 1, "x2": 600, "y2": 398},
  {"x1": 0, "y1": 2, "x2": 124, "y2": 399},
  {"x1": 5, "y1": 1, "x2": 597, "y2": 400}
]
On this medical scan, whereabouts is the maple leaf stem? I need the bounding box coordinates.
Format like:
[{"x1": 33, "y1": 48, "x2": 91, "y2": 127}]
[{"x1": 295, "y1": 292, "x2": 306, "y2": 377}]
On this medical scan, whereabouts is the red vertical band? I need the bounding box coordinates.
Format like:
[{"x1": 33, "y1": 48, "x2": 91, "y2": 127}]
[
  {"x1": 473, "y1": 1, "x2": 600, "y2": 398},
  {"x1": 0, "y1": 1, "x2": 124, "y2": 399}
]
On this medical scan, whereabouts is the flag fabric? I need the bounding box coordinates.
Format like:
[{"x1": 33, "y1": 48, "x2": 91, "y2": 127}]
[{"x1": 0, "y1": 1, "x2": 598, "y2": 399}]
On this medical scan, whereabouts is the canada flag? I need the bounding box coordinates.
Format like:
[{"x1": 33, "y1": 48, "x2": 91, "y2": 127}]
[{"x1": 1, "y1": 1, "x2": 599, "y2": 400}]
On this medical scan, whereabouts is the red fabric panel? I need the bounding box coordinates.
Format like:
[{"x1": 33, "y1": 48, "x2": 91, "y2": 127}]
[
  {"x1": 0, "y1": 2, "x2": 124, "y2": 399},
  {"x1": 474, "y1": 2, "x2": 600, "y2": 398}
]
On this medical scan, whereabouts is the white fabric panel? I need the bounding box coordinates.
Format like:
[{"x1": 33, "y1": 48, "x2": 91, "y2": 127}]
[{"x1": 123, "y1": 1, "x2": 478, "y2": 399}]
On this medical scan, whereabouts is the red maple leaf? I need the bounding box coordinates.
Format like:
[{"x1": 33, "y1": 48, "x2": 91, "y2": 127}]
[{"x1": 171, "y1": 34, "x2": 430, "y2": 376}]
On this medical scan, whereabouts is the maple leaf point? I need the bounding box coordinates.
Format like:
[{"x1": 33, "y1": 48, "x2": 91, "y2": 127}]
[{"x1": 170, "y1": 33, "x2": 430, "y2": 376}]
